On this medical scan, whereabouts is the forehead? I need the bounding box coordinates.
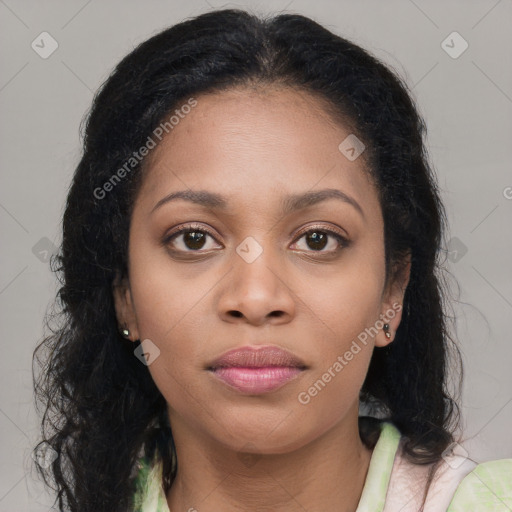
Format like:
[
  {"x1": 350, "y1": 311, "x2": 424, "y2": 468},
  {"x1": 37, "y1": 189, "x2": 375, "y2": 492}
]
[{"x1": 136, "y1": 86, "x2": 379, "y2": 220}]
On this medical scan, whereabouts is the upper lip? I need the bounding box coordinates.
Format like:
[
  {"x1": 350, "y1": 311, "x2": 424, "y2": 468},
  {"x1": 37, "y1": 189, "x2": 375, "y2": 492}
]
[{"x1": 208, "y1": 346, "x2": 307, "y2": 370}]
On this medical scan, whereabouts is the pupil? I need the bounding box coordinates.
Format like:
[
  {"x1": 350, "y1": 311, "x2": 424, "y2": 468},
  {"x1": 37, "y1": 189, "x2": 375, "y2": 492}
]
[
  {"x1": 307, "y1": 232, "x2": 327, "y2": 251},
  {"x1": 182, "y1": 231, "x2": 328, "y2": 251},
  {"x1": 184, "y1": 231, "x2": 205, "y2": 250}
]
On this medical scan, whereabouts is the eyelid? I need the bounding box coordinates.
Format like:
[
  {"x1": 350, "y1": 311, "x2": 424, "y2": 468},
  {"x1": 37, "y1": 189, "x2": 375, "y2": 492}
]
[
  {"x1": 292, "y1": 223, "x2": 348, "y2": 242},
  {"x1": 163, "y1": 222, "x2": 221, "y2": 245}
]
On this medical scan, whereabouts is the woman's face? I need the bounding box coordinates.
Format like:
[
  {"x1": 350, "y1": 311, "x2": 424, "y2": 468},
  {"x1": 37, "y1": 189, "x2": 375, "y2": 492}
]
[{"x1": 114, "y1": 86, "x2": 409, "y2": 454}]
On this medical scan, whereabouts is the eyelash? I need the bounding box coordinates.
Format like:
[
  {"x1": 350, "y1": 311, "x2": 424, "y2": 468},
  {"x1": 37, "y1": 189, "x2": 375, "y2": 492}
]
[{"x1": 163, "y1": 223, "x2": 350, "y2": 256}]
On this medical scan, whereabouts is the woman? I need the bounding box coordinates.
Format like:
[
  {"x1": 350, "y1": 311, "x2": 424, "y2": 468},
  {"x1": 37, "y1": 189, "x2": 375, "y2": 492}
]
[{"x1": 33, "y1": 8, "x2": 511, "y2": 512}]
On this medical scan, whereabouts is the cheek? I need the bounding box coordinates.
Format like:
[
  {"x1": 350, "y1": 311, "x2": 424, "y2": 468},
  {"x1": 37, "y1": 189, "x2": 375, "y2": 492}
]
[
  {"x1": 294, "y1": 244, "x2": 385, "y2": 401},
  {"x1": 127, "y1": 234, "x2": 222, "y2": 402},
  {"x1": 293, "y1": 276, "x2": 380, "y2": 438},
  {"x1": 133, "y1": 304, "x2": 206, "y2": 420},
  {"x1": 304, "y1": 247, "x2": 385, "y2": 348},
  {"x1": 128, "y1": 230, "x2": 209, "y2": 339}
]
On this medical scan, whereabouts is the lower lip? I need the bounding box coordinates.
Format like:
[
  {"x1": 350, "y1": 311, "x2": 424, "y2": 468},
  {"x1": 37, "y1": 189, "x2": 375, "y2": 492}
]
[{"x1": 209, "y1": 366, "x2": 303, "y2": 394}]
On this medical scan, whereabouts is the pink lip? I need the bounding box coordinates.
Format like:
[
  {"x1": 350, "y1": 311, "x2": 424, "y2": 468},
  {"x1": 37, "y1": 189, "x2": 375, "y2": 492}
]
[{"x1": 207, "y1": 346, "x2": 307, "y2": 394}]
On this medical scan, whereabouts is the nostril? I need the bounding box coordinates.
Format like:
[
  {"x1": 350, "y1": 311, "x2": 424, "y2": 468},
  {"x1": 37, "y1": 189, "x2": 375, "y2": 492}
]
[{"x1": 229, "y1": 311, "x2": 243, "y2": 318}]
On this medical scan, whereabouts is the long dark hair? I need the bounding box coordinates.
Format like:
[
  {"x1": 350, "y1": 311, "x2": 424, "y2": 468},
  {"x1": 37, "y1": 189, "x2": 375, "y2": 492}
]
[{"x1": 33, "y1": 8, "x2": 462, "y2": 511}]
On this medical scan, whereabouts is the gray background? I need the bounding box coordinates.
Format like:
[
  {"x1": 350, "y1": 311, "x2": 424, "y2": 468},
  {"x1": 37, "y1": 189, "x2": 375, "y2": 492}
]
[{"x1": 1, "y1": 0, "x2": 511, "y2": 510}]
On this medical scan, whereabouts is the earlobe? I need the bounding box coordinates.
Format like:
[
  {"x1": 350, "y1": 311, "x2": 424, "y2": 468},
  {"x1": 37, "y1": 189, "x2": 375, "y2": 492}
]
[
  {"x1": 112, "y1": 273, "x2": 140, "y2": 341},
  {"x1": 375, "y1": 306, "x2": 404, "y2": 348}
]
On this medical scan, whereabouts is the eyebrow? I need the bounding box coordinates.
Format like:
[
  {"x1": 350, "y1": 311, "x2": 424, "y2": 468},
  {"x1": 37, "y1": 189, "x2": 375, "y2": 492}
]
[{"x1": 150, "y1": 188, "x2": 364, "y2": 218}]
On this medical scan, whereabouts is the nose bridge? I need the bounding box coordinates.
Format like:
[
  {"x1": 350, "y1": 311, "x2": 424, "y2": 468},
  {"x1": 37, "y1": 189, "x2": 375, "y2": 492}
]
[
  {"x1": 233, "y1": 234, "x2": 282, "y2": 295},
  {"x1": 217, "y1": 234, "x2": 295, "y2": 324}
]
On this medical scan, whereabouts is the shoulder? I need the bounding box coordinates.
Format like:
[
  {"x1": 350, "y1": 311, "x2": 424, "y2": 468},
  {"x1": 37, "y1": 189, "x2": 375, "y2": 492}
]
[
  {"x1": 447, "y1": 458, "x2": 512, "y2": 511},
  {"x1": 382, "y1": 432, "x2": 511, "y2": 512}
]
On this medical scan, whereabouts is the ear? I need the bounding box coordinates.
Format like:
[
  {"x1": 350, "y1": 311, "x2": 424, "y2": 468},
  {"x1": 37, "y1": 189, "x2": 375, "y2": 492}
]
[
  {"x1": 375, "y1": 252, "x2": 411, "y2": 348},
  {"x1": 112, "y1": 272, "x2": 140, "y2": 341}
]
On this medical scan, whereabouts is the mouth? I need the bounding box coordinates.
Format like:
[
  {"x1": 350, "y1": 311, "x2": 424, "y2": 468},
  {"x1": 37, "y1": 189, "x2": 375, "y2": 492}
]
[{"x1": 207, "y1": 345, "x2": 307, "y2": 394}]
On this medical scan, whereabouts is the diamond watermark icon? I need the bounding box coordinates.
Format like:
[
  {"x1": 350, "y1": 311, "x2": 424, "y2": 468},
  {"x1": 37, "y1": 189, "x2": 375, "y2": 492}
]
[
  {"x1": 31, "y1": 32, "x2": 59, "y2": 59},
  {"x1": 32, "y1": 237, "x2": 58, "y2": 263},
  {"x1": 236, "y1": 236, "x2": 263, "y2": 264},
  {"x1": 441, "y1": 32, "x2": 468, "y2": 59},
  {"x1": 446, "y1": 236, "x2": 468, "y2": 263},
  {"x1": 134, "y1": 339, "x2": 161, "y2": 366},
  {"x1": 338, "y1": 134, "x2": 365, "y2": 161},
  {"x1": 32, "y1": 442, "x2": 58, "y2": 469}
]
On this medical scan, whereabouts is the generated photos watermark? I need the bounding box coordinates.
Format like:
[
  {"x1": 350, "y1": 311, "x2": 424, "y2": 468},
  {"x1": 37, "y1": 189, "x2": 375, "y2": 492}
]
[
  {"x1": 93, "y1": 97, "x2": 197, "y2": 200},
  {"x1": 298, "y1": 302, "x2": 402, "y2": 405}
]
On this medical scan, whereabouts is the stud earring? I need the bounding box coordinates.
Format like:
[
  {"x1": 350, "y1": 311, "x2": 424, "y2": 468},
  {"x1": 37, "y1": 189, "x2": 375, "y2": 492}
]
[
  {"x1": 383, "y1": 323, "x2": 392, "y2": 339},
  {"x1": 121, "y1": 327, "x2": 130, "y2": 338}
]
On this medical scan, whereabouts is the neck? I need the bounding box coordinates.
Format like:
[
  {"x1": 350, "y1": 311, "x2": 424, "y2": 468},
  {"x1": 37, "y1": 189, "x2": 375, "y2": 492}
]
[{"x1": 166, "y1": 409, "x2": 373, "y2": 512}]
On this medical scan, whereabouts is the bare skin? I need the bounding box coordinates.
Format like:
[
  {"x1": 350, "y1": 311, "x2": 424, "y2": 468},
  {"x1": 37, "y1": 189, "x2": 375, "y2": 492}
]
[{"x1": 113, "y1": 85, "x2": 410, "y2": 511}]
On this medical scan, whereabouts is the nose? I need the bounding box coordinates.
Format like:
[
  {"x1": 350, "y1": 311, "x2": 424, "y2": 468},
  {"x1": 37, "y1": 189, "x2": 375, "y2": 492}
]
[{"x1": 217, "y1": 244, "x2": 296, "y2": 326}]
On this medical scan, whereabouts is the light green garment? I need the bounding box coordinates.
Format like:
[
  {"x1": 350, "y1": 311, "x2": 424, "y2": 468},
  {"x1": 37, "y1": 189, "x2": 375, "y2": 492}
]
[{"x1": 132, "y1": 422, "x2": 512, "y2": 511}]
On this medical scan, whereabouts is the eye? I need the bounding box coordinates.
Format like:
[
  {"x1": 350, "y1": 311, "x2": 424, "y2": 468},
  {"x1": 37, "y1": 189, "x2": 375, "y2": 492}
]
[
  {"x1": 163, "y1": 223, "x2": 222, "y2": 253},
  {"x1": 163, "y1": 223, "x2": 350, "y2": 256},
  {"x1": 290, "y1": 225, "x2": 349, "y2": 254}
]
